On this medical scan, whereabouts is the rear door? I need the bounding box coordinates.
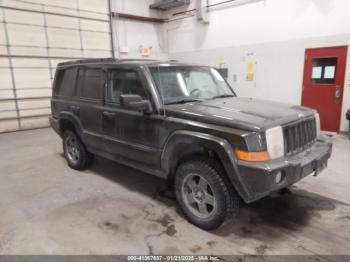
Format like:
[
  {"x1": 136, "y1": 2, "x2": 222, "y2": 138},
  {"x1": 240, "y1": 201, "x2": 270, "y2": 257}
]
[
  {"x1": 301, "y1": 46, "x2": 348, "y2": 132},
  {"x1": 74, "y1": 67, "x2": 106, "y2": 152}
]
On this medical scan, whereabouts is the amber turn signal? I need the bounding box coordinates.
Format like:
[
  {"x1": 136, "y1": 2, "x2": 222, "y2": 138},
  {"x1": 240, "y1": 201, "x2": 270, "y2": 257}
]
[{"x1": 235, "y1": 149, "x2": 270, "y2": 162}]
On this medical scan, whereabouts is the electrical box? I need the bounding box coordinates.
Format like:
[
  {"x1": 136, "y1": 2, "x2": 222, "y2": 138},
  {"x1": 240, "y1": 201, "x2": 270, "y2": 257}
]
[{"x1": 150, "y1": 0, "x2": 190, "y2": 11}]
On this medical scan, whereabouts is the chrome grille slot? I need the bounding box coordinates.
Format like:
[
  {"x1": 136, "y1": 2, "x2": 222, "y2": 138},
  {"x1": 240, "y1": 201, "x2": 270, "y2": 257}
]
[{"x1": 283, "y1": 118, "x2": 317, "y2": 155}]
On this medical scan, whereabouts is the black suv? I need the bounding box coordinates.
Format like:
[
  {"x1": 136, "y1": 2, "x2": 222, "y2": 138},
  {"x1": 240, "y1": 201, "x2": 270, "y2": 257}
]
[{"x1": 50, "y1": 58, "x2": 332, "y2": 230}]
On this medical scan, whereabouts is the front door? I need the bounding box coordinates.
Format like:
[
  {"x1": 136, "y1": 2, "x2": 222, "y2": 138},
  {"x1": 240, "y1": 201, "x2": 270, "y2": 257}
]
[
  {"x1": 102, "y1": 66, "x2": 163, "y2": 170},
  {"x1": 301, "y1": 46, "x2": 348, "y2": 132}
]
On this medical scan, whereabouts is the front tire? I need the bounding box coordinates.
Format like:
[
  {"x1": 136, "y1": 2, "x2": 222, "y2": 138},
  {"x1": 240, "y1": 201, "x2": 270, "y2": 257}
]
[
  {"x1": 174, "y1": 158, "x2": 240, "y2": 230},
  {"x1": 63, "y1": 130, "x2": 93, "y2": 170}
]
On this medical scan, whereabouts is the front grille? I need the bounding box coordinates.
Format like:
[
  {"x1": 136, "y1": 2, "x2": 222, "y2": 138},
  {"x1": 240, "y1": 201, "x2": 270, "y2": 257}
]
[{"x1": 283, "y1": 118, "x2": 317, "y2": 155}]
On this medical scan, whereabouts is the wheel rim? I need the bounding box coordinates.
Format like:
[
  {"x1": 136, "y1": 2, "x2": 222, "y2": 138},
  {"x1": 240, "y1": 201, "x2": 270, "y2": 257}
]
[
  {"x1": 65, "y1": 135, "x2": 80, "y2": 164},
  {"x1": 181, "y1": 173, "x2": 216, "y2": 218}
]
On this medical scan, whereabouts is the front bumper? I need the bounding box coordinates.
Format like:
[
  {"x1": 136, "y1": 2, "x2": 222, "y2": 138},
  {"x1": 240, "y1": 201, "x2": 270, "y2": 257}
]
[{"x1": 237, "y1": 139, "x2": 332, "y2": 203}]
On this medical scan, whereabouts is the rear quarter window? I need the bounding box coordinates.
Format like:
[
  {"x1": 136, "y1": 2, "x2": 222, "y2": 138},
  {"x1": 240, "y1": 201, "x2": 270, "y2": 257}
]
[{"x1": 54, "y1": 68, "x2": 76, "y2": 97}]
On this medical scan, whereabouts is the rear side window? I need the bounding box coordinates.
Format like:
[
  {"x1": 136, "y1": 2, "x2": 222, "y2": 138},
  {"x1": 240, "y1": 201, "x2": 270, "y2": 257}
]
[
  {"x1": 55, "y1": 68, "x2": 76, "y2": 97},
  {"x1": 106, "y1": 69, "x2": 147, "y2": 103},
  {"x1": 76, "y1": 68, "x2": 104, "y2": 100}
]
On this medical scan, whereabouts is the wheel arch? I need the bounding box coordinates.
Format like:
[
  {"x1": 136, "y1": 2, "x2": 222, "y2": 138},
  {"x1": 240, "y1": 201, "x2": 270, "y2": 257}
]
[
  {"x1": 57, "y1": 112, "x2": 83, "y2": 139},
  {"x1": 161, "y1": 130, "x2": 250, "y2": 201}
]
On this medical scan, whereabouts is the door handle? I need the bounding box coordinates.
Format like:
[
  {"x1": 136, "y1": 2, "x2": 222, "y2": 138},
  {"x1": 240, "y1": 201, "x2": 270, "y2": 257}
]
[
  {"x1": 70, "y1": 105, "x2": 80, "y2": 115},
  {"x1": 335, "y1": 85, "x2": 341, "y2": 103},
  {"x1": 103, "y1": 111, "x2": 115, "y2": 119}
]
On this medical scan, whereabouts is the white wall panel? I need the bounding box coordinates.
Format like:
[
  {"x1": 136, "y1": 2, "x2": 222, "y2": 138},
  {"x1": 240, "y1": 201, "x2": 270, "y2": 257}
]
[
  {"x1": 79, "y1": 0, "x2": 108, "y2": 14},
  {"x1": 44, "y1": 7, "x2": 78, "y2": 17},
  {"x1": 30, "y1": 0, "x2": 76, "y2": 9},
  {"x1": 16, "y1": 89, "x2": 52, "y2": 98},
  {"x1": 14, "y1": 69, "x2": 51, "y2": 89},
  {"x1": 82, "y1": 50, "x2": 112, "y2": 58},
  {"x1": 12, "y1": 58, "x2": 49, "y2": 67},
  {"x1": 82, "y1": 31, "x2": 110, "y2": 50},
  {"x1": 0, "y1": 90, "x2": 15, "y2": 99},
  {"x1": 0, "y1": 0, "x2": 112, "y2": 133},
  {"x1": 0, "y1": 69, "x2": 13, "y2": 89},
  {"x1": 49, "y1": 48, "x2": 82, "y2": 58},
  {"x1": 18, "y1": 99, "x2": 50, "y2": 110},
  {"x1": 20, "y1": 108, "x2": 51, "y2": 117},
  {"x1": 0, "y1": 120, "x2": 19, "y2": 133},
  {"x1": 0, "y1": 58, "x2": 9, "y2": 66},
  {"x1": 7, "y1": 24, "x2": 46, "y2": 46},
  {"x1": 81, "y1": 20, "x2": 109, "y2": 32},
  {"x1": 20, "y1": 117, "x2": 49, "y2": 130},
  {"x1": 10, "y1": 46, "x2": 47, "y2": 56},
  {"x1": 48, "y1": 28, "x2": 81, "y2": 48},
  {"x1": 4, "y1": 1, "x2": 44, "y2": 12},
  {"x1": 5, "y1": 10, "x2": 43, "y2": 25},
  {"x1": 0, "y1": 24, "x2": 7, "y2": 44},
  {"x1": 0, "y1": 111, "x2": 17, "y2": 119},
  {"x1": 46, "y1": 15, "x2": 79, "y2": 29},
  {"x1": 0, "y1": 46, "x2": 7, "y2": 55},
  {"x1": 0, "y1": 101, "x2": 16, "y2": 111}
]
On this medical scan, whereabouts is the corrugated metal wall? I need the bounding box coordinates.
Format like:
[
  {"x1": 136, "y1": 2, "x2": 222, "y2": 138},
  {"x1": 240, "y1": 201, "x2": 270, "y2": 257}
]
[{"x1": 0, "y1": 0, "x2": 113, "y2": 133}]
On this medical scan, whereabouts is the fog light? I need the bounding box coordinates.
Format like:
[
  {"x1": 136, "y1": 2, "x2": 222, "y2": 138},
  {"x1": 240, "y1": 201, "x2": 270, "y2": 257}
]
[{"x1": 275, "y1": 171, "x2": 282, "y2": 184}]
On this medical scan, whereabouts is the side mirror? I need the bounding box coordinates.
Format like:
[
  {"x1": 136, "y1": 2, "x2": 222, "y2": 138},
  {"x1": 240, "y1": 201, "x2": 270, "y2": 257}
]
[{"x1": 120, "y1": 94, "x2": 152, "y2": 114}]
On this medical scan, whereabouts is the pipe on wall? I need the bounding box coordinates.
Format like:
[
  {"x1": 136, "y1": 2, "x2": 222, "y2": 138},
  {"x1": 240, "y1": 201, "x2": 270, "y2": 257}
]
[
  {"x1": 111, "y1": 12, "x2": 166, "y2": 23},
  {"x1": 108, "y1": 0, "x2": 116, "y2": 58}
]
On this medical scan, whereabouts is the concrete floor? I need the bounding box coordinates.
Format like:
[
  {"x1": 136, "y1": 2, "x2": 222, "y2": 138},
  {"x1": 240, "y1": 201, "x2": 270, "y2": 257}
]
[{"x1": 0, "y1": 128, "x2": 350, "y2": 255}]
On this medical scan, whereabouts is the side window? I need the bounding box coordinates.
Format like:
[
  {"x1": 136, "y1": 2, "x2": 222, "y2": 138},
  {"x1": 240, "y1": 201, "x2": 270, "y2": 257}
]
[
  {"x1": 76, "y1": 68, "x2": 104, "y2": 100},
  {"x1": 55, "y1": 68, "x2": 76, "y2": 97},
  {"x1": 106, "y1": 69, "x2": 147, "y2": 103}
]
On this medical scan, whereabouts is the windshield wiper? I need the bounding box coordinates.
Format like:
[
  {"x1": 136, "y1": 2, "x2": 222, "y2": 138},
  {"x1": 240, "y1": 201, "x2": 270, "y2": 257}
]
[
  {"x1": 210, "y1": 94, "x2": 235, "y2": 100},
  {"x1": 166, "y1": 98, "x2": 203, "y2": 105}
]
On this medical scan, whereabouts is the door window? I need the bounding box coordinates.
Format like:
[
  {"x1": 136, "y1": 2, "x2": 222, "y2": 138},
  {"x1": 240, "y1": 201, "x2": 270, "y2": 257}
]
[
  {"x1": 106, "y1": 70, "x2": 147, "y2": 103},
  {"x1": 76, "y1": 68, "x2": 104, "y2": 100},
  {"x1": 311, "y1": 57, "x2": 337, "y2": 84}
]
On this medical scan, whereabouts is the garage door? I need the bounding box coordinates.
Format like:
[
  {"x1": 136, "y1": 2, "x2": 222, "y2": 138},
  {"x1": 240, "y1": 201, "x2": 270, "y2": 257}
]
[{"x1": 0, "y1": 0, "x2": 113, "y2": 133}]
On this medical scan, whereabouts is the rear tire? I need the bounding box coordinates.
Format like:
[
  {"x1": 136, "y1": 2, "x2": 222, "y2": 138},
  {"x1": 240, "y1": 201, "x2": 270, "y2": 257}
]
[
  {"x1": 63, "y1": 130, "x2": 93, "y2": 170},
  {"x1": 174, "y1": 158, "x2": 240, "y2": 230}
]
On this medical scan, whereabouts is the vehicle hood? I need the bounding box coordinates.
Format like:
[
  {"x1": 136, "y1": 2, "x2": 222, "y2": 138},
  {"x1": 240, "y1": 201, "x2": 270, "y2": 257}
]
[{"x1": 165, "y1": 97, "x2": 316, "y2": 132}]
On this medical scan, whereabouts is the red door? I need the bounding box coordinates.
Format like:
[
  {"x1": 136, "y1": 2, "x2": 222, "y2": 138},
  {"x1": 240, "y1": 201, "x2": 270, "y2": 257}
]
[{"x1": 301, "y1": 46, "x2": 348, "y2": 132}]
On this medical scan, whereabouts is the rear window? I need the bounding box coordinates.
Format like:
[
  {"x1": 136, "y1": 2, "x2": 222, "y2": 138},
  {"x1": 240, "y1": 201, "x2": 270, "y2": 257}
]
[
  {"x1": 76, "y1": 68, "x2": 104, "y2": 100},
  {"x1": 55, "y1": 68, "x2": 76, "y2": 97}
]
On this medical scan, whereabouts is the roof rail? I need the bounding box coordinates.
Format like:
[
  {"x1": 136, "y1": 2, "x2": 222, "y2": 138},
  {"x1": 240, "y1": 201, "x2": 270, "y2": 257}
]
[
  {"x1": 119, "y1": 59, "x2": 159, "y2": 62},
  {"x1": 57, "y1": 58, "x2": 161, "y2": 67},
  {"x1": 57, "y1": 58, "x2": 118, "y2": 67}
]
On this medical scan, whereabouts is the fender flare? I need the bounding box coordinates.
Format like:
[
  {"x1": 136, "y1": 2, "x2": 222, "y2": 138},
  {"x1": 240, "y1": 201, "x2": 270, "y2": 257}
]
[
  {"x1": 161, "y1": 130, "x2": 250, "y2": 201},
  {"x1": 57, "y1": 112, "x2": 84, "y2": 139}
]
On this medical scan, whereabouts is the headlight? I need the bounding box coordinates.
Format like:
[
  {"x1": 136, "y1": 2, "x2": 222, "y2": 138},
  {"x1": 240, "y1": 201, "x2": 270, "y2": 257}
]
[
  {"x1": 265, "y1": 126, "x2": 284, "y2": 159},
  {"x1": 315, "y1": 112, "x2": 321, "y2": 138}
]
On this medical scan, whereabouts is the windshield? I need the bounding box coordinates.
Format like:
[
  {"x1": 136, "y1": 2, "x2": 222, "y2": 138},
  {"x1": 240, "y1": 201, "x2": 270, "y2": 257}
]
[{"x1": 149, "y1": 66, "x2": 235, "y2": 105}]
